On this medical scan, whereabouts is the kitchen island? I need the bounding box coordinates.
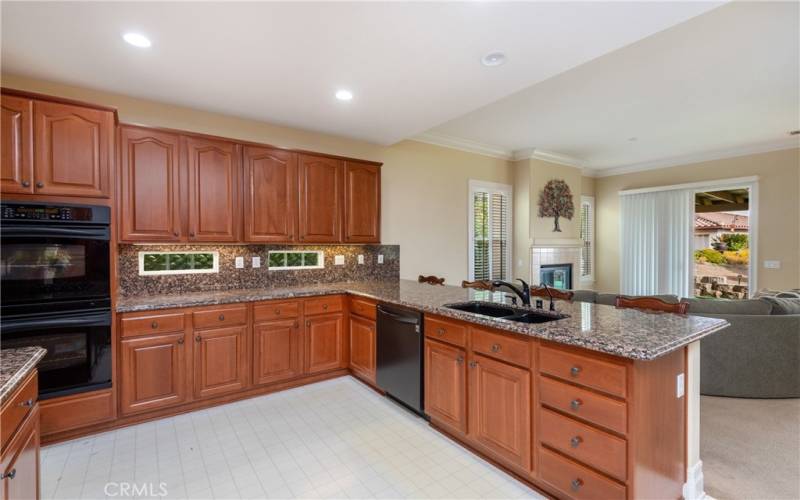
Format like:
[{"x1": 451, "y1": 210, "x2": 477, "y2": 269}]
[{"x1": 113, "y1": 280, "x2": 729, "y2": 499}]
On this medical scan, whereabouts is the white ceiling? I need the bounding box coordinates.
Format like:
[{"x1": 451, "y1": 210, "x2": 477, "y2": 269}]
[
  {"x1": 425, "y1": 1, "x2": 800, "y2": 171},
  {"x1": 1, "y1": 1, "x2": 723, "y2": 147}
]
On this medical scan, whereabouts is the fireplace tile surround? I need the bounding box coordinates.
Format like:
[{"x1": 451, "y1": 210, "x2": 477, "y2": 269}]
[{"x1": 531, "y1": 244, "x2": 582, "y2": 289}]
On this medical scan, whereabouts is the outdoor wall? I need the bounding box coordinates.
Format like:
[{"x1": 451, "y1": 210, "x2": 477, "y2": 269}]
[
  {"x1": 1, "y1": 73, "x2": 514, "y2": 285},
  {"x1": 593, "y1": 147, "x2": 800, "y2": 293}
]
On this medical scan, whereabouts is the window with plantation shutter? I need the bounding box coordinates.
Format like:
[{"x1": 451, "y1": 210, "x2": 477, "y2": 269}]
[
  {"x1": 469, "y1": 181, "x2": 512, "y2": 281},
  {"x1": 580, "y1": 196, "x2": 595, "y2": 282}
]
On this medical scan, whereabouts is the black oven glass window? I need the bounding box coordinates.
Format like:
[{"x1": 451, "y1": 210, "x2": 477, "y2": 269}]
[{"x1": 1, "y1": 244, "x2": 87, "y2": 281}]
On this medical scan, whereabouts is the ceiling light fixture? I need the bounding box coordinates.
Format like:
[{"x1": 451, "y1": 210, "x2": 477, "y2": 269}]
[
  {"x1": 481, "y1": 52, "x2": 506, "y2": 67},
  {"x1": 335, "y1": 89, "x2": 353, "y2": 101},
  {"x1": 123, "y1": 32, "x2": 152, "y2": 48}
]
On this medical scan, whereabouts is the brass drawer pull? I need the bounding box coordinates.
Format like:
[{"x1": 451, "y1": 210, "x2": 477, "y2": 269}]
[
  {"x1": 469, "y1": 361, "x2": 478, "y2": 368},
  {"x1": 570, "y1": 399, "x2": 582, "y2": 411},
  {"x1": 275, "y1": 309, "x2": 281, "y2": 315},
  {"x1": 570, "y1": 366, "x2": 582, "y2": 376},
  {"x1": 21, "y1": 180, "x2": 30, "y2": 188},
  {"x1": 151, "y1": 321, "x2": 158, "y2": 329},
  {"x1": 571, "y1": 479, "x2": 583, "y2": 492},
  {"x1": 570, "y1": 436, "x2": 583, "y2": 448},
  {"x1": 177, "y1": 338, "x2": 184, "y2": 345},
  {"x1": 491, "y1": 343, "x2": 501, "y2": 353},
  {"x1": 218, "y1": 314, "x2": 225, "y2": 321},
  {"x1": 322, "y1": 304, "x2": 329, "y2": 310},
  {"x1": 456, "y1": 356, "x2": 464, "y2": 365},
  {"x1": 437, "y1": 328, "x2": 445, "y2": 336},
  {"x1": 17, "y1": 399, "x2": 34, "y2": 408},
  {"x1": 195, "y1": 336, "x2": 201, "y2": 343}
]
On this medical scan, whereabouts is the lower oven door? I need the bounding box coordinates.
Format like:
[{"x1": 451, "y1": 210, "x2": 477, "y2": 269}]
[{"x1": 1, "y1": 308, "x2": 112, "y2": 399}]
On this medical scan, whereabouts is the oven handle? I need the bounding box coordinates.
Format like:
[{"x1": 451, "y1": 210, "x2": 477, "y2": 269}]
[
  {"x1": 0, "y1": 225, "x2": 109, "y2": 240},
  {"x1": 1, "y1": 311, "x2": 111, "y2": 332}
]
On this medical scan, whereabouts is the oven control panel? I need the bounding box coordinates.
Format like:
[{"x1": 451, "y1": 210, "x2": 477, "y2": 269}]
[{"x1": 1, "y1": 203, "x2": 108, "y2": 223}]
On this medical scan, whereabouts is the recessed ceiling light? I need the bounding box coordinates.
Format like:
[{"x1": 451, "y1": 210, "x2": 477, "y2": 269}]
[
  {"x1": 789, "y1": 130, "x2": 800, "y2": 135},
  {"x1": 335, "y1": 89, "x2": 353, "y2": 101},
  {"x1": 481, "y1": 52, "x2": 506, "y2": 67},
  {"x1": 123, "y1": 32, "x2": 151, "y2": 48},
  {"x1": 628, "y1": 137, "x2": 638, "y2": 142}
]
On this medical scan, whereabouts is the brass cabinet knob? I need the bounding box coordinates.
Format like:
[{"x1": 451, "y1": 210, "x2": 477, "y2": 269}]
[
  {"x1": 469, "y1": 361, "x2": 478, "y2": 368},
  {"x1": 491, "y1": 343, "x2": 501, "y2": 353},
  {"x1": 570, "y1": 436, "x2": 583, "y2": 448},
  {"x1": 570, "y1": 479, "x2": 583, "y2": 492},
  {"x1": 456, "y1": 356, "x2": 464, "y2": 365},
  {"x1": 195, "y1": 335, "x2": 201, "y2": 342},
  {"x1": 173, "y1": 231, "x2": 179, "y2": 237},
  {"x1": 306, "y1": 320, "x2": 311, "y2": 327},
  {"x1": 151, "y1": 321, "x2": 158, "y2": 329},
  {"x1": 36, "y1": 181, "x2": 44, "y2": 188},
  {"x1": 21, "y1": 180, "x2": 30, "y2": 187},
  {"x1": 570, "y1": 399, "x2": 582, "y2": 411},
  {"x1": 322, "y1": 304, "x2": 328, "y2": 310},
  {"x1": 437, "y1": 328, "x2": 445, "y2": 336},
  {"x1": 570, "y1": 366, "x2": 582, "y2": 377},
  {"x1": 218, "y1": 314, "x2": 225, "y2": 321},
  {"x1": 17, "y1": 399, "x2": 34, "y2": 408},
  {"x1": 177, "y1": 338, "x2": 184, "y2": 345}
]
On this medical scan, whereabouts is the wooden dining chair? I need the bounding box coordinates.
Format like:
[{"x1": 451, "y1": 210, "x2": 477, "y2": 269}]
[
  {"x1": 614, "y1": 296, "x2": 689, "y2": 314},
  {"x1": 460, "y1": 280, "x2": 494, "y2": 291},
  {"x1": 530, "y1": 287, "x2": 574, "y2": 302},
  {"x1": 418, "y1": 275, "x2": 446, "y2": 286}
]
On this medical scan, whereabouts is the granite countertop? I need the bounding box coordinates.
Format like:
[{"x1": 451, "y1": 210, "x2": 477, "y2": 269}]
[
  {"x1": 117, "y1": 280, "x2": 729, "y2": 361},
  {"x1": 1, "y1": 347, "x2": 47, "y2": 405}
]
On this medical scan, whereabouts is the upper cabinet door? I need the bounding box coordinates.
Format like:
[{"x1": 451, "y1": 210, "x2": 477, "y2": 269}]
[
  {"x1": 298, "y1": 154, "x2": 343, "y2": 243},
  {"x1": 344, "y1": 162, "x2": 381, "y2": 243},
  {"x1": 185, "y1": 137, "x2": 242, "y2": 242},
  {"x1": 33, "y1": 100, "x2": 113, "y2": 198},
  {"x1": 243, "y1": 146, "x2": 297, "y2": 242},
  {"x1": 1, "y1": 95, "x2": 34, "y2": 194},
  {"x1": 119, "y1": 126, "x2": 182, "y2": 242}
]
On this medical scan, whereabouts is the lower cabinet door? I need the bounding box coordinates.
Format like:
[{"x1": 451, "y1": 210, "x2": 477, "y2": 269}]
[
  {"x1": 349, "y1": 316, "x2": 376, "y2": 383},
  {"x1": 194, "y1": 326, "x2": 249, "y2": 399},
  {"x1": 468, "y1": 353, "x2": 531, "y2": 470},
  {"x1": 424, "y1": 340, "x2": 467, "y2": 434},
  {"x1": 120, "y1": 332, "x2": 189, "y2": 415},
  {"x1": 1, "y1": 406, "x2": 39, "y2": 500},
  {"x1": 305, "y1": 313, "x2": 346, "y2": 374},
  {"x1": 253, "y1": 319, "x2": 303, "y2": 385}
]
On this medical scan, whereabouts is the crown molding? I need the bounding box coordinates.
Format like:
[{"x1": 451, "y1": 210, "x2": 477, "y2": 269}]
[
  {"x1": 511, "y1": 148, "x2": 586, "y2": 169},
  {"x1": 411, "y1": 132, "x2": 511, "y2": 160},
  {"x1": 590, "y1": 137, "x2": 800, "y2": 178}
]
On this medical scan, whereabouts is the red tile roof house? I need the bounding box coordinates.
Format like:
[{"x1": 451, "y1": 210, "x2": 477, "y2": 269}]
[{"x1": 694, "y1": 212, "x2": 749, "y2": 250}]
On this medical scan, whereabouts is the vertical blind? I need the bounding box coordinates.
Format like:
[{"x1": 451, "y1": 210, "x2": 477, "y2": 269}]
[{"x1": 472, "y1": 190, "x2": 509, "y2": 281}]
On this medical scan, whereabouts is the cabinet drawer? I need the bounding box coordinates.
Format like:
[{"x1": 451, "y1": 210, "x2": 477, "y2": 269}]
[
  {"x1": 539, "y1": 377, "x2": 627, "y2": 435},
  {"x1": 121, "y1": 312, "x2": 185, "y2": 338},
  {"x1": 539, "y1": 447, "x2": 626, "y2": 500},
  {"x1": 304, "y1": 295, "x2": 344, "y2": 316},
  {"x1": 1, "y1": 371, "x2": 37, "y2": 451},
  {"x1": 193, "y1": 305, "x2": 247, "y2": 329},
  {"x1": 254, "y1": 300, "x2": 300, "y2": 322},
  {"x1": 540, "y1": 345, "x2": 627, "y2": 398},
  {"x1": 471, "y1": 328, "x2": 530, "y2": 368},
  {"x1": 350, "y1": 297, "x2": 377, "y2": 320},
  {"x1": 540, "y1": 408, "x2": 627, "y2": 481},
  {"x1": 425, "y1": 317, "x2": 467, "y2": 348}
]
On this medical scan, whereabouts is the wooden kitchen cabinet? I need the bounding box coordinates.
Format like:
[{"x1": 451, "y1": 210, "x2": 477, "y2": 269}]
[
  {"x1": 298, "y1": 154, "x2": 343, "y2": 243},
  {"x1": 243, "y1": 146, "x2": 297, "y2": 242},
  {"x1": 1, "y1": 95, "x2": 33, "y2": 195},
  {"x1": 253, "y1": 318, "x2": 303, "y2": 385},
  {"x1": 185, "y1": 136, "x2": 242, "y2": 242},
  {"x1": 33, "y1": 100, "x2": 113, "y2": 198},
  {"x1": 193, "y1": 325, "x2": 249, "y2": 399},
  {"x1": 424, "y1": 339, "x2": 467, "y2": 435},
  {"x1": 344, "y1": 161, "x2": 380, "y2": 243},
  {"x1": 120, "y1": 332, "x2": 189, "y2": 415},
  {"x1": 1, "y1": 406, "x2": 39, "y2": 500},
  {"x1": 305, "y1": 313, "x2": 346, "y2": 374},
  {"x1": 118, "y1": 126, "x2": 182, "y2": 241},
  {"x1": 349, "y1": 315, "x2": 376, "y2": 384},
  {"x1": 468, "y1": 353, "x2": 531, "y2": 470}
]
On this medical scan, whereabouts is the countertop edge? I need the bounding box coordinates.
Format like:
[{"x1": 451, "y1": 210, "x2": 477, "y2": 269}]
[{"x1": 0, "y1": 347, "x2": 47, "y2": 406}]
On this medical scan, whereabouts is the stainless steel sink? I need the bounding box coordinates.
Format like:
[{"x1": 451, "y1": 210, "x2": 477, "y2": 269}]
[{"x1": 444, "y1": 301, "x2": 567, "y2": 323}]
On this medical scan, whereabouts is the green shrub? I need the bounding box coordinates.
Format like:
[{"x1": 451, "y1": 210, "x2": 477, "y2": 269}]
[
  {"x1": 712, "y1": 233, "x2": 748, "y2": 252},
  {"x1": 695, "y1": 248, "x2": 726, "y2": 264}
]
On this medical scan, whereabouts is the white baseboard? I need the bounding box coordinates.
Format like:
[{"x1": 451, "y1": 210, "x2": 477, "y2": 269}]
[{"x1": 683, "y1": 460, "x2": 707, "y2": 500}]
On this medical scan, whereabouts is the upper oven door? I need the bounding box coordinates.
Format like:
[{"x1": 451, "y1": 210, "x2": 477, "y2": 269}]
[{"x1": 0, "y1": 223, "x2": 110, "y2": 308}]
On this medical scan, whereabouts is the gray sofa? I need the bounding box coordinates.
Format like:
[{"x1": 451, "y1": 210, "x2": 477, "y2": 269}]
[{"x1": 570, "y1": 291, "x2": 800, "y2": 398}]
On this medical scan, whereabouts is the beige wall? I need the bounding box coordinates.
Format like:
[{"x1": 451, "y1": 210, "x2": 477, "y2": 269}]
[
  {"x1": 2, "y1": 74, "x2": 513, "y2": 284},
  {"x1": 513, "y1": 160, "x2": 532, "y2": 280},
  {"x1": 594, "y1": 147, "x2": 800, "y2": 293}
]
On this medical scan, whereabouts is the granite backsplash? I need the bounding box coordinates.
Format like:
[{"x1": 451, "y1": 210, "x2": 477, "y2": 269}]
[{"x1": 118, "y1": 244, "x2": 399, "y2": 296}]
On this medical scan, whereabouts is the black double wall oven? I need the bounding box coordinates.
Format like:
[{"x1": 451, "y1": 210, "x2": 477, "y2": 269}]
[{"x1": 1, "y1": 202, "x2": 112, "y2": 399}]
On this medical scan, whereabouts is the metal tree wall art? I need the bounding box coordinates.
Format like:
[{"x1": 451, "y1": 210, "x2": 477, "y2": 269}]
[{"x1": 538, "y1": 179, "x2": 575, "y2": 232}]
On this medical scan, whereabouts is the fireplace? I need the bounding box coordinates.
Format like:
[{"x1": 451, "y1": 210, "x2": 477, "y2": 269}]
[{"x1": 540, "y1": 264, "x2": 572, "y2": 290}]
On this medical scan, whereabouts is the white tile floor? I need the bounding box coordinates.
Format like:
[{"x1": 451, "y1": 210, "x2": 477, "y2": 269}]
[{"x1": 42, "y1": 377, "x2": 545, "y2": 500}]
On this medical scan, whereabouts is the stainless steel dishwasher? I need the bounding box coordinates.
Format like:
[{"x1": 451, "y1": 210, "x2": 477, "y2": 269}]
[{"x1": 376, "y1": 303, "x2": 424, "y2": 415}]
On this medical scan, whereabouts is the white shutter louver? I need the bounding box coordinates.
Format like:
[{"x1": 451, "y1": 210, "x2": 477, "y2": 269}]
[{"x1": 469, "y1": 182, "x2": 512, "y2": 282}]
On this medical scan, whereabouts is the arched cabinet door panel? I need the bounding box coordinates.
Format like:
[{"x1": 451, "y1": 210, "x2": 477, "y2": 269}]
[
  {"x1": 33, "y1": 100, "x2": 113, "y2": 198},
  {"x1": 344, "y1": 161, "x2": 380, "y2": 243},
  {"x1": 119, "y1": 126, "x2": 182, "y2": 241},
  {"x1": 298, "y1": 154, "x2": 343, "y2": 243},
  {"x1": 1, "y1": 95, "x2": 34, "y2": 194},
  {"x1": 243, "y1": 146, "x2": 297, "y2": 242}
]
